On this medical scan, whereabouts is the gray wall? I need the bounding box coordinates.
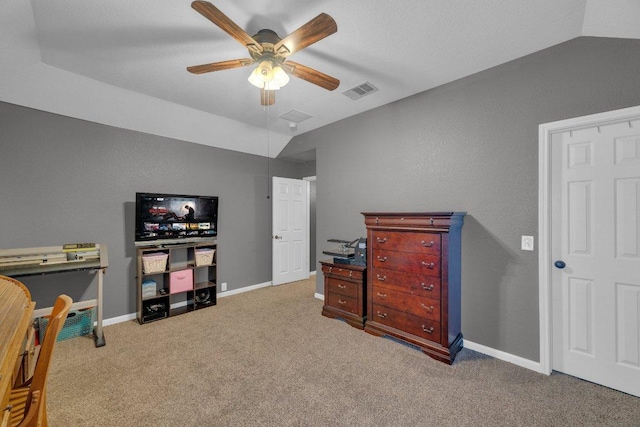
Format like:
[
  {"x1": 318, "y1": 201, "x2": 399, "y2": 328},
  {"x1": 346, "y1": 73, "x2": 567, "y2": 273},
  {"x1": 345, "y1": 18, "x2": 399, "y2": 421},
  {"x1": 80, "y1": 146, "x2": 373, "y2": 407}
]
[
  {"x1": 0, "y1": 102, "x2": 301, "y2": 318},
  {"x1": 279, "y1": 37, "x2": 640, "y2": 362}
]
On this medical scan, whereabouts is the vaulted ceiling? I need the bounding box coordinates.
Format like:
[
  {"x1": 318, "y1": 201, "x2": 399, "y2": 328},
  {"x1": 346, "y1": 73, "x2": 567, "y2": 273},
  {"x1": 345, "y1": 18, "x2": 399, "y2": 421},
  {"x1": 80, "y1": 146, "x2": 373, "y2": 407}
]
[{"x1": 1, "y1": 1, "x2": 639, "y2": 157}]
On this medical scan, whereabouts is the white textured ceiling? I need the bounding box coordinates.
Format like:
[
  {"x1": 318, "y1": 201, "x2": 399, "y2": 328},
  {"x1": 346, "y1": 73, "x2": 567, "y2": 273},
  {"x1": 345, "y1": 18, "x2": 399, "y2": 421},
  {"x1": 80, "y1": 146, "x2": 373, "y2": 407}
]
[{"x1": 1, "y1": 0, "x2": 639, "y2": 157}]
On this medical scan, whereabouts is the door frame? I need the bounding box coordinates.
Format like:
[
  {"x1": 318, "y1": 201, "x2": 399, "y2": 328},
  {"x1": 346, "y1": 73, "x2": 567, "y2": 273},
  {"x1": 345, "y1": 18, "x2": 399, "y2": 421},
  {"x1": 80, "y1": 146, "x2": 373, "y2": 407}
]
[
  {"x1": 302, "y1": 175, "x2": 316, "y2": 275},
  {"x1": 538, "y1": 105, "x2": 640, "y2": 375}
]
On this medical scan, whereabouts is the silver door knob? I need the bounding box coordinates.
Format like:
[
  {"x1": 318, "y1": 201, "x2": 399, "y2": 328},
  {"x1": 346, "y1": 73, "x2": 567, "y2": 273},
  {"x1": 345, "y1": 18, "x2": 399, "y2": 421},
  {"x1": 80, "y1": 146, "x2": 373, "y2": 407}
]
[
  {"x1": 554, "y1": 260, "x2": 566, "y2": 269},
  {"x1": 273, "y1": 235, "x2": 283, "y2": 240}
]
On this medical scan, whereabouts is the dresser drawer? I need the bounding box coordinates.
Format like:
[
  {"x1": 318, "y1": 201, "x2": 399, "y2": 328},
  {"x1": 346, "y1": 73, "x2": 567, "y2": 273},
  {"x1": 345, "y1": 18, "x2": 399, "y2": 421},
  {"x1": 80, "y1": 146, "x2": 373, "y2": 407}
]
[
  {"x1": 364, "y1": 213, "x2": 453, "y2": 229},
  {"x1": 327, "y1": 292, "x2": 359, "y2": 315},
  {"x1": 327, "y1": 277, "x2": 359, "y2": 299},
  {"x1": 373, "y1": 250, "x2": 441, "y2": 276},
  {"x1": 371, "y1": 303, "x2": 441, "y2": 343},
  {"x1": 372, "y1": 231, "x2": 441, "y2": 255},
  {"x1": 321, "y1": 264, "x2": 363, "y2": 280},
  {"x1": 372, "y1": 288, "x2": 440, "y2": 321},
  {"x1": 372, "y1": 268, "x2": 441, "y2": 299}
]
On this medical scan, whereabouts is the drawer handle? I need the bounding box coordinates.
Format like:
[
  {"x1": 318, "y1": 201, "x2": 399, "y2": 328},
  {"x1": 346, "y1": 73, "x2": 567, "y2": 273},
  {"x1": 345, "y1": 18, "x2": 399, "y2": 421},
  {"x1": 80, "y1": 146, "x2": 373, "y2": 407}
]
[
  {"x1": 422, "y1": 325, "x2": 434, "y2": 334},
  {"x1": 421, "y1": 283, "x2": 434, "y2": 291},
  {"x1": 422, "y1": 240, "x2": 434, "y2": 247},
  {"x1": 349, "y1": 271, "x2": 353, "y2": 277},
  {"x1": 377, "y1": 311, "x2": 387, "y2": 319},
  {"x1": 377, "y1": 237, "x2": 387, "y2": 243},
  {"x1": 377, "y1": 274, "x2": 387, "y2": 281},
  {"x1": 338, "y1": 299, "x2": 347, "y2": 305},
  {"x1": 421, "y1": 304, "x2": 434, "y2": 312},
  {"x1": 337, "y1": 284, "x2": 346, "y2": 289},
  {"x1": 377, "y1": 256, "x2": 388, "y2": 262},
  {"x1": 377, "y1": 292, "x2": 387, "y2": 298},
  {"x1": 421, "y1": 262, "x2": 435, "y2": 269}
]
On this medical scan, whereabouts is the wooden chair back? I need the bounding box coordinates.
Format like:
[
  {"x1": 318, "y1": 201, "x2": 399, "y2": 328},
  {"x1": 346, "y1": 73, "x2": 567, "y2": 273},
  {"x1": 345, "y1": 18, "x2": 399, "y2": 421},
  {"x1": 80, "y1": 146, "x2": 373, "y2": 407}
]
[{"x1": 10, "y1": 294, "x2": 72, "y2": 427}]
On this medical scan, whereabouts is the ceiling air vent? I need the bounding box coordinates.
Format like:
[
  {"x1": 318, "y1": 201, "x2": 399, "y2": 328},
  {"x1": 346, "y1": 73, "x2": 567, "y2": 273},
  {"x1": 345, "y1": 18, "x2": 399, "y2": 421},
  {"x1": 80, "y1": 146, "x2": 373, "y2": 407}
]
[
  {"x1": 342, "y1": 81, "x2": 379, "y2": 100},
  {"x1": 279, "y1": 110, "x2": 313, "y2": 124}
]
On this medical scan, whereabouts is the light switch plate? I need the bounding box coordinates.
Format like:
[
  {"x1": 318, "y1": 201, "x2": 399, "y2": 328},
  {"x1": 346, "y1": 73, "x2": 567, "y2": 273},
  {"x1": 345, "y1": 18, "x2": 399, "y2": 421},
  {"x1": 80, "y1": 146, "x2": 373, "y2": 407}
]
[
  {"x1": 221, "y1": 282, "x2": 227, "y2": 291},
  {"x1": 521, "y1": 236, "x2": 534, "y2": 251}
]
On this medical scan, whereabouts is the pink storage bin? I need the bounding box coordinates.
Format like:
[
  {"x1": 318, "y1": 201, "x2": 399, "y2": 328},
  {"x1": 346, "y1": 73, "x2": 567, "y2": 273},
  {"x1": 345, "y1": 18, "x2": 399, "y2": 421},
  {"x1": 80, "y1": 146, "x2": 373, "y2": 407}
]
[{"x1": 170, "y1": 269, "x2": 193, "y2": 294}]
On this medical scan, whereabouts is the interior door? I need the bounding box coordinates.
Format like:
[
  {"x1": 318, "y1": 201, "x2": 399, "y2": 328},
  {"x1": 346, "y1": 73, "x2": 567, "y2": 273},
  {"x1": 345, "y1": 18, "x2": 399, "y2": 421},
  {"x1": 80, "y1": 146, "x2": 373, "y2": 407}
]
[
  {"x1": 272, "y1": 177, "x2": 309, "y2": 286},
  {"x1": 551, "y1": 117, "x2": 640, "y2": 397}
]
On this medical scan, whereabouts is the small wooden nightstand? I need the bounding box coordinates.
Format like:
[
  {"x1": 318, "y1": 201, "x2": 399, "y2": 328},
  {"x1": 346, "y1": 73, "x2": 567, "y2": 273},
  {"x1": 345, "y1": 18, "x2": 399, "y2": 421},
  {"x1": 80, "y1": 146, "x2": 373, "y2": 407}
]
[{"x1": 320, "y1": 260, "x2": 366, "y2": 329}]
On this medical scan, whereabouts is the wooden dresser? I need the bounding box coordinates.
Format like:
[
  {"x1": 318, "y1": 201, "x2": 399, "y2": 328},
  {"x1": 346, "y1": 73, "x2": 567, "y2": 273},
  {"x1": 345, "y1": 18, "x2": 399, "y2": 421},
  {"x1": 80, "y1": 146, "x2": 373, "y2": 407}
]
[
  {"x1": 362, "y1": 212, "x2": 465, "y2": 364},
  {"x1": 320, "y1": 261, "x2": 366, "y2": 329}
]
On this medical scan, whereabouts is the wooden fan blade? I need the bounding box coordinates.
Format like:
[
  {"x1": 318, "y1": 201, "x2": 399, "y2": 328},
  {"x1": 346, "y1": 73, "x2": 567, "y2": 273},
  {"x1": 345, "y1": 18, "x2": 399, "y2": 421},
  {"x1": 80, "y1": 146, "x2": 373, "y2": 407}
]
[
  {"x1": 260, "y1": 88, "x2": 276, "y2": 106},
  {"x1": 191, "y1": 1, "x2": 263, "y2": 54},
  {"x1": 187, "y1": 58, "x2": 254, "y2": 74},
  {"x1": 283, "y1": 61, "x2": 339, "y2": 91},
  {"x1": 274, "y1": 13, "x2": 337, "y2": 58}
]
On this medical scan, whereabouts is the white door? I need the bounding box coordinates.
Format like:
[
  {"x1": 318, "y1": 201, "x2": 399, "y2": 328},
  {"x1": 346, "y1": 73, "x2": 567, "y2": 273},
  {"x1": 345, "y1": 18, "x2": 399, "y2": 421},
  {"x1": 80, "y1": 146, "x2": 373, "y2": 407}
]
[
  {"x1": 272, "y1": 176, "x2": 309, "y2": 285},
  {"x1": 550, "y1": 115, "x2": 640, "y2": 397}
]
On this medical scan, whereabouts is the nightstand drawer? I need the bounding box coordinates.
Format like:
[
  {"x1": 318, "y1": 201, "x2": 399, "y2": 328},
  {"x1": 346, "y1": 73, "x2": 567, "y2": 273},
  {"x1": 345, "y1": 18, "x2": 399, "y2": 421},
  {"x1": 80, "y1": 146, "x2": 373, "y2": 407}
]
[
  {"x1": 327, "y1": 293, "x2": 359, "y2": 315},
  {"x1": 327, "y1": 278, "x2": 359, "y2": 299},
  {"x1": 321, "y1": 264, "x2": 363, "y2": 280}
]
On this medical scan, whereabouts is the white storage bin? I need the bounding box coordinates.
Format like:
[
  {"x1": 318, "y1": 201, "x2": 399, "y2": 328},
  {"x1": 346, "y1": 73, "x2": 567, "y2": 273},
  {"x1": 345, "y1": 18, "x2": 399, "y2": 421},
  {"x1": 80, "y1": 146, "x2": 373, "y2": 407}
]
[
  {"x1": 142, "y1": 252, "x2": 168, "y2": 273},
  {"x1": 195, "y1": 248, "x2": 215, "y2": 266}
]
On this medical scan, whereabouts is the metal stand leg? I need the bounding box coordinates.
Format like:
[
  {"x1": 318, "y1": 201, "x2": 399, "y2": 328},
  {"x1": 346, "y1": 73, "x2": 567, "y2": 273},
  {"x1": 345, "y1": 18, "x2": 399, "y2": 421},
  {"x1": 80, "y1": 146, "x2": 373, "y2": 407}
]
[{"x1": 93, "y1": 267, "x2": 106, "y2": 347}]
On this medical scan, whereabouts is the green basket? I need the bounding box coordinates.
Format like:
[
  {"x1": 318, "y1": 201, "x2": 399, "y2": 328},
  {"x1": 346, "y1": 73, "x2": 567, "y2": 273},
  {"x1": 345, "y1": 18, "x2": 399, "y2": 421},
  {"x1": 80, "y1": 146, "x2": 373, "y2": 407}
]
[{"x1": 38, "y1": 307, "x2": 95, "y2": 342}]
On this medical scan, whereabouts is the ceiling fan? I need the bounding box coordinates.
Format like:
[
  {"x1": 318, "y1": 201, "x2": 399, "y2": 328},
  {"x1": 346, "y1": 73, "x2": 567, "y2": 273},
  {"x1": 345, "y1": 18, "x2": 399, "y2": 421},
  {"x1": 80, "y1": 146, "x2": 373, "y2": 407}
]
[{"x1": 187, "y1": 1, "x2": 340, "y2": 106}]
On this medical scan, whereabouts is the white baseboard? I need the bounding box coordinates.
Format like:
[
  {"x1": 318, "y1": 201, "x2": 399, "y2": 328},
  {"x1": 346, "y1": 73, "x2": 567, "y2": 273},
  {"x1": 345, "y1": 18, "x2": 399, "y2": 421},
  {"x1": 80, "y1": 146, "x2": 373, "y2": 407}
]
[
  {"x1": 217, "y1": 281, "x2": 272, "y2": 298},
  {"x1": 314, "y1": 293, "x2": 324, "y2": 301},
  {"x1": 104, "y1": 312, "x2": 136, "y2": 326},
  {"x1": 464, "y1": 340, "x2": 546, "y2": 374}
]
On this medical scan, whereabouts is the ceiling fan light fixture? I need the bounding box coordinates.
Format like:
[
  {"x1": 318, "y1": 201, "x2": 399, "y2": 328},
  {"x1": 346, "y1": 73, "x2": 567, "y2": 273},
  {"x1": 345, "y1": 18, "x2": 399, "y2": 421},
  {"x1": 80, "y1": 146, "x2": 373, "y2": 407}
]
[
  {"x1": 248, "y1": 61, "x2": 289, "y2": 90},
  {"x1": 271, "y1": 66, "x2": 290, "y2": 88},
  {"x1": 248, "y1": 61, "x2": 272, "y2": 88}
]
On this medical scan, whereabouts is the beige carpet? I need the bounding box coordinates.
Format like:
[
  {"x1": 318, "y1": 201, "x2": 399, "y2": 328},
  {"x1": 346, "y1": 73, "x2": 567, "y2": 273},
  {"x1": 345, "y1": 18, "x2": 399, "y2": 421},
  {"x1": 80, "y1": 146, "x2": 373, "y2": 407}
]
[{"x1": 47, "y1": 278, "x2": 640, "y2": 426}]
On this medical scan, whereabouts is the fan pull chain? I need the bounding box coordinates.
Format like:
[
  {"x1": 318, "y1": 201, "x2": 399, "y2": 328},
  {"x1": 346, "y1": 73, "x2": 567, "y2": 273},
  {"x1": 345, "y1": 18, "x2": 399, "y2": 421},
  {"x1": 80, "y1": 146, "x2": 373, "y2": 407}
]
[{"x1": 266, "y1": 95, "x2": 271, "y2": 199}]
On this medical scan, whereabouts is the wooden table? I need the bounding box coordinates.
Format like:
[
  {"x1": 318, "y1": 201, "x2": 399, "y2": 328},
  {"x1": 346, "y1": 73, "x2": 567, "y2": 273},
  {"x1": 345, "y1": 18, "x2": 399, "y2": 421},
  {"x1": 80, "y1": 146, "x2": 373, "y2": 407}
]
[{"x1": 0, "y1": 278, "x2": 35, "y2": 427}]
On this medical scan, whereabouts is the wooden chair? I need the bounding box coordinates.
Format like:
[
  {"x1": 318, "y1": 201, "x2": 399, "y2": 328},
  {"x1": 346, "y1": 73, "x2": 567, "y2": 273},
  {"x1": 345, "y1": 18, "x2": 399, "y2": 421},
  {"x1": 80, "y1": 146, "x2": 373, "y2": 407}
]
[{"x1": 9, "y1": 294, "x2": 72, "y2": 427}]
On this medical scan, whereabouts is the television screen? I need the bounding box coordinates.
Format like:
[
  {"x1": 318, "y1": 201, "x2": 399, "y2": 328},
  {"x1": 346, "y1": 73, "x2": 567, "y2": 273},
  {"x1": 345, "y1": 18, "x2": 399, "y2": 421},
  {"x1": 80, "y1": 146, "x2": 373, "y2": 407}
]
[{"x1": 135, "y1": 192, "x2": 218, "y2": 244}]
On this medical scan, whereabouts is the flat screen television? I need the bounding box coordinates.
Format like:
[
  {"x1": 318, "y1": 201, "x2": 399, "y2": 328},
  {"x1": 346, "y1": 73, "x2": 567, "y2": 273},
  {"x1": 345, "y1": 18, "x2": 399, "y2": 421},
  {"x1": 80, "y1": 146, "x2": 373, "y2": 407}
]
[{"x1": 135, "y1": 192, "x2": 218, "y2": 246}]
